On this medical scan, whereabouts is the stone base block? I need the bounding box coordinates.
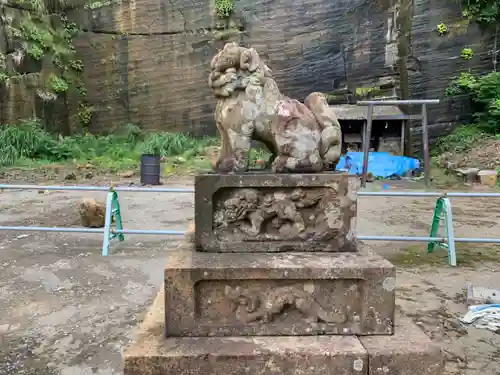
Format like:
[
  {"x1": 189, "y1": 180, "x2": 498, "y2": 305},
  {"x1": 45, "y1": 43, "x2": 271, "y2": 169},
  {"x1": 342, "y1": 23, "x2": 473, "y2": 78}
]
[
  {"x1": 123, "y1": 290, "x2": 444, "y2": 375},
  {"x1": 359, "y1": 317, "x2": 445, "y2": 375},
  {"x1": 124, "y1": 288, "x2": 367, "y2": 375},
  {"x1": 164, "y1": 245, "x2": 395, "y2": 336},
  {"x1": 194, "y1": 172, "x2": 359, "y2": 252}
]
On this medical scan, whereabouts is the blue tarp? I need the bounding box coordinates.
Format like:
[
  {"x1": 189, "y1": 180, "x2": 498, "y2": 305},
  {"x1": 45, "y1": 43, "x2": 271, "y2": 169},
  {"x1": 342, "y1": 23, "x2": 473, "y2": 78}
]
[{"x1": 336, "y1": 152, "x2": 420, "y2": 178}]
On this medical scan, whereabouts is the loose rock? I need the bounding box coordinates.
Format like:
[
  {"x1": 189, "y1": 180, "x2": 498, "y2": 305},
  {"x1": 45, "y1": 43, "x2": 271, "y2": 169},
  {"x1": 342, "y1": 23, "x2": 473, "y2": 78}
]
[
  {"x1": 79, "y1": 198, "x2": 106, "y2": 228},
  {"x1": 120, "y1": 171, "x2": 134, "y2": 178}
]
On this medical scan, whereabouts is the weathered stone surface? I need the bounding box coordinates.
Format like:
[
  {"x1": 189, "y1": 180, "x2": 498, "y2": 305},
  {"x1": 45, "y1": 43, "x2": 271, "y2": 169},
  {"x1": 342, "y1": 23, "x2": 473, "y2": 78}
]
[
  {"x1": 210, "y1": 42, "x2": 342, "y2": 173},
  {"x1": 195, "y1": 172, "x2": 358, "y2": 252},
  {"x1": 73, "y1": 0, "x2": 213, "y2": 34},
  {"x1": 125, "y1": 290, "x2": 443, "y2": 375},
  {"x1": 73, "y1": 31, "x2": 218, "y2": 135},
  {"x1": 66, "y1": 0, "x2": 397, "y2": 137},
  {"x1": 360, "y1": 315, "x2": 444, "y2": 375},
  {"x1": 125, "y1": 288, "x2": 369, "y2": 375},
  {"x1": 407, "y1": 0, "x2": 497, "y2": 150},
  {"x1": 164, "y1": 245, "x2": 395, "y2": 337}
]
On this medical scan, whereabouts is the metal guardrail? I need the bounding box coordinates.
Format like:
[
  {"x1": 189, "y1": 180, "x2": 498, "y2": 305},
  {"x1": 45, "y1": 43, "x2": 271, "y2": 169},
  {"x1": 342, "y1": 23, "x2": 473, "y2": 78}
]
[
  {"x1": 1, "y1": 185, "x2": 499, "y2": 266},
  {"x1": 0, "y1": 184, "x2": 194, "y2": 256},
  {"x1": 0, "y1": 184, "x2": 195, "y2": 193},
  {"x1": 358, "y1": 191, "x2": 500, "y2": 266}
]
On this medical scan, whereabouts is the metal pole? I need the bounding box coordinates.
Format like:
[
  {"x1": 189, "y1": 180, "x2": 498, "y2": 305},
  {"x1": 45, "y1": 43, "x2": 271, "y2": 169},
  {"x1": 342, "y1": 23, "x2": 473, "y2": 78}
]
[
  {"x1": 0, "y1": 226, "x2": 186, "y2": 235},
  {"x1": 2, "y1": 225, "x2": 500, "y2": 244},
  {"x1": 421, "y1": 103, "x2": 430, "y2": 187},
  {"x1": 0, "y1": 184, "x2": 194, "y2": 193},
  {"x1": 357, "y1": 235, "x2": 500, "y2": 244},
  {"x1": 357, "y1": 99, "x2": 440, "y2": 106},
  {"x1": 116, "y1": 187, "x2": 194, "y2": 193},
  {"x1": 400, "y1": 120, "x2": 405, "y2": 156},
  {"x1": 361, "y1": 104, "x2": 374, "y2": 188},
  {"x1": 101, "y1": 192, "x2": 114, "y2": 256},
  {"x1": 0, "y1": 226, "x2": 105, "y2": 233},
  {"x1": 358, "y1": 191, "x2": 500, "y2": 197},
  {"x1": 358, "y1": 235, "x2": 445, "y2": 242},
  {"x1": 442, "y1": 197, "x2": 457, "y2": 266},
  {"x1": 362, "y1": 120, "x2": 366, "y2": 151}
]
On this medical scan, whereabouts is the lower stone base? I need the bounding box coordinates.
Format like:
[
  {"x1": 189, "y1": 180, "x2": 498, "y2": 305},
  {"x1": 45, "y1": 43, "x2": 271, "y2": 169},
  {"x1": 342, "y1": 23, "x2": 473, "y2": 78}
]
[{"x1": 123, "y1": 290, "x2": 444, "y2": 375}]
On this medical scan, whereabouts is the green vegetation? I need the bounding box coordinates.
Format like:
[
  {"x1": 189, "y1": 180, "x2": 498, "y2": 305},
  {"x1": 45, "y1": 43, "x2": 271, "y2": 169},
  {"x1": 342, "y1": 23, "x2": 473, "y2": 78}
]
[
  {"x1": 0, "y1": 120, "x2": 217, "y2": 172},
  {"x1": 445, "y1": 71, "x2": 500, "y2": 134},
  {"x1": 1, "y1": 0, "x2": 90, "y2": 132},
  {"x1": 436, "y1": 22, "x2": 448, "y2": 35},
  {"x1": 215, "y1": 0, "x2": 234, "y2": 18},
  {"x1": 432, "y1": 124, "x2": 490, "y2": 155},
  {"x1": 0, "y1": 120, "x2": 273, "y2": 175},
  {"x1": 461, "y1": 0, "x2": 500, "y2": 25},
  {"x1": 460, "y1": 47, "x2": 474, "y2": 60},
  {"x1": 438, "y1": 0, "x2": 500, "y2": 150}
]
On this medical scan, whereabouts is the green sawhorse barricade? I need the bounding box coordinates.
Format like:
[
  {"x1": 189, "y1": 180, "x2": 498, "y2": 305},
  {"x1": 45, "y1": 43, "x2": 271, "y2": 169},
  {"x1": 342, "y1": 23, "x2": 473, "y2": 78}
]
[
  {"x1": 101, "y1": 189, "x2": 125, "y2": 256},
  {"x1": 428, "y1": 196, "x2": 457, "y2": 266}
]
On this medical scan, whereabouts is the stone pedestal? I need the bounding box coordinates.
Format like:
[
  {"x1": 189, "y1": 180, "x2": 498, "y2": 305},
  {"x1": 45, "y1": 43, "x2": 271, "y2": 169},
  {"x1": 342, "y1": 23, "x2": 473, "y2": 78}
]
[
  {"x1": 124, "y1": 172, "x2": 444, "y2": 375},
  {"x1": 124, "y1": 288, "x2": 443, "y2": 375},
  {"x1": 164, "y1": 247, "x2": 395, "y2": 336},
  {"x1": 195, "y1": 173, "x2": 358, "y2": 252}
]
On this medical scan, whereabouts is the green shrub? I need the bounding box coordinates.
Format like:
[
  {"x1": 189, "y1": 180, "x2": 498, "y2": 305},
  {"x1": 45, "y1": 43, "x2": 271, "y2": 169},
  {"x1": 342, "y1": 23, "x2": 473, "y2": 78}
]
[
  {"x1": 445, "y1": 71, "x2": 500, "y2": 133},
  {"x1": 0, "y1": 119, "x2": 218, "y2": 168},
  {"x1": 432, "y1": 124, "x2": 488, "y2": 155},
  {"x1": 139, "y1": 132, "x2": 217, "y2": 157}
]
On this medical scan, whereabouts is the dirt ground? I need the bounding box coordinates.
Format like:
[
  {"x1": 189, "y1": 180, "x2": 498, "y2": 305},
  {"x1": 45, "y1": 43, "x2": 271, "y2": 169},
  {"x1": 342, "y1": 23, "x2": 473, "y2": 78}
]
[{"x1": 1, "y1": 171, "x2": 500, "y2": 375}]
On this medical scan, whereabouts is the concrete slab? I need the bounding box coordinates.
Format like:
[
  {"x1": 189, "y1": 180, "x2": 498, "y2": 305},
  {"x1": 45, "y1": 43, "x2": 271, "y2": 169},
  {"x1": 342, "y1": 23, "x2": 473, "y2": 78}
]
[
  {"x1": 124, "y1": 292, "x2": 444, "y2": 375},
  {"x1": 360, "y1": 315, "x2": 444, "y2": 375}
]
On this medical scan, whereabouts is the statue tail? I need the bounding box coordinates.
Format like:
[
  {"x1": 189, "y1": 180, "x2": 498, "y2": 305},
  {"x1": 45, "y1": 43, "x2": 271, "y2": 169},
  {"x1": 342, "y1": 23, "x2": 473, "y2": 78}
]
[{"x1": 304, "y1": 92, "x2": 342, "y2": 167}]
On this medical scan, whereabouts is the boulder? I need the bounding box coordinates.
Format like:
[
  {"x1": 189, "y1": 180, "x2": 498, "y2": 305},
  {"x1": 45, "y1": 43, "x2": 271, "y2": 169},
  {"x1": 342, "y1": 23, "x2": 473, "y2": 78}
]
[{"x1": 79, "y1": 198, "x2": 106, "y2": 228}]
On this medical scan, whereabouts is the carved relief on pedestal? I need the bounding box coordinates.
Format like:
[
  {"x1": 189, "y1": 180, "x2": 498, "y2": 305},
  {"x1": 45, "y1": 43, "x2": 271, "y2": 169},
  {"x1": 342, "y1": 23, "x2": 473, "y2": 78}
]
[
  {"x1": 224, "y1": 284, "x2": 347, "y2": 325},
  {"x1": 212, "y1": 186, "x2": 356, "y2": 243}
]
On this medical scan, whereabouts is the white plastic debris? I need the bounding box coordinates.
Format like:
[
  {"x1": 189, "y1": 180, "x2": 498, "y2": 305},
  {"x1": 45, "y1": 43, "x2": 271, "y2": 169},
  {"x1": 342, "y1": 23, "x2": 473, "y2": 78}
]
[{"x1": 460, "y1": 304, "x2": 500, "y2": 332}]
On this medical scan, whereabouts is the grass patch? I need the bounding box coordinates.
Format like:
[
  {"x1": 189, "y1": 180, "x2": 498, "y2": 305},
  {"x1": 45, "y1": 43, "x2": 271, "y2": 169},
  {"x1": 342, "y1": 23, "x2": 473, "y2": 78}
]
[
  {"x1": 387, "y1": 243, "x2": 500, "y2": 268},
  {"x1": 0, "y1": 119, "x2": 274, "y2": 175},
  {"x1": 432, "y1": 124, "x2": 491, "y2": 155},
  {"x1": 0, "y1": 120, "x2": 217, "y2": 174}
]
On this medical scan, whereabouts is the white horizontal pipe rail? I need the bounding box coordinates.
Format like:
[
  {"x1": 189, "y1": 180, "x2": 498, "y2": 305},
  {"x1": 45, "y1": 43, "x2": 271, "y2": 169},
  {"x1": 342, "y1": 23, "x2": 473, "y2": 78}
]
[
  {"x1": 1, "y1": 184, "x2": 499, "y2": 260},
  {"x1": 0, "y1": 184, "x2": 194, "y2": 193}
]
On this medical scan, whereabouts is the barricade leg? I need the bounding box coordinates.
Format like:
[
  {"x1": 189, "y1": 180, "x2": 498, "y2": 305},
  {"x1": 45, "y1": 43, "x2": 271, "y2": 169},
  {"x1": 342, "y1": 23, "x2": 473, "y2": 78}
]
[
  {"x1": 111, "y1": 191, "x2": 125, "y2": 242},
  {"x1": 101, "y1": 191, "x2": 125, "y2": 256},
  {"x1": 427, "y1": 197, "x2": 456, "y2": 266},
  {"x1": 101, "y1": 192, "x2": 114, "y2": 256},
  {"x1": 443, "y1": 198, "x2": 457, "y2": 266},
  {"x1": 428, "y1": 198, "x2": 445, "y2": 253}
]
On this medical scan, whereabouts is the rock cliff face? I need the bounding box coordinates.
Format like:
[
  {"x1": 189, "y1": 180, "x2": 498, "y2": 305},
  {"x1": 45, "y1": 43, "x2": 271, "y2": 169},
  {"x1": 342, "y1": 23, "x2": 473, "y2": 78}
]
[
  {"x1": 407, "y1": 0, "x2": 494, "y2": 151},
  {"x1": 69, "y1": 0, "x2": 400, "y2": 136},
  {"x1": 1, "y1": 0, "x2": 497, "y2": 150}
]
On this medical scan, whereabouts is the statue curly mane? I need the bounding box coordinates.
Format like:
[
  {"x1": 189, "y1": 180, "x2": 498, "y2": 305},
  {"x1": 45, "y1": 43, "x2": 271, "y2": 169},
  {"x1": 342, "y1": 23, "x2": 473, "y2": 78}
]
[
  {"x1": 209, "y1": 42, "x2": 342, "y2": 174},
  {"x1": 208, "y1": 42, "x2": 275, "y2": 98}
]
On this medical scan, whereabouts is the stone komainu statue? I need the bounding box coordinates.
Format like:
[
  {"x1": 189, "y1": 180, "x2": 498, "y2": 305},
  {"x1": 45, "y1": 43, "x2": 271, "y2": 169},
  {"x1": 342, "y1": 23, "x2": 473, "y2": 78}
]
[{"x1": 208, "y1": 42, "x2": 342, "y2": 173}]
